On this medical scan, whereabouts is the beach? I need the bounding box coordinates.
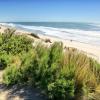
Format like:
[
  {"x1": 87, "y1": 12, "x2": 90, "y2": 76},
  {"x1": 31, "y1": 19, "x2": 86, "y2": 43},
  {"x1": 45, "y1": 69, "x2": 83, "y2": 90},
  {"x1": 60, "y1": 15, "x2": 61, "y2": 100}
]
[
  {"x1": 0, "y1": 24, "x2": 100, "y2": 62},
  {"x1": 0, "y1": 0, "x2": 100, "y2": 99}
]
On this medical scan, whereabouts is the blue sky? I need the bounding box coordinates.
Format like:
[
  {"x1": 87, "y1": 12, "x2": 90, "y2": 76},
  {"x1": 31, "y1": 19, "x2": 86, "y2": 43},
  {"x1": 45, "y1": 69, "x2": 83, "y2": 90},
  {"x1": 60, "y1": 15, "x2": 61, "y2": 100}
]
[{"x1": 0, "y1": 0, "x2": 100, "y2": 22}]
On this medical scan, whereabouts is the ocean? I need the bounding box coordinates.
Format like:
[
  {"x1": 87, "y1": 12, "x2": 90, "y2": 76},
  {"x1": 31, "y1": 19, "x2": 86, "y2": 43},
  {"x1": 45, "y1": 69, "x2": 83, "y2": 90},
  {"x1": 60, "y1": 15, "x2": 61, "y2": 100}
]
[{"x1": 0, "y1": 22, "x2": 100, "y2": 46}]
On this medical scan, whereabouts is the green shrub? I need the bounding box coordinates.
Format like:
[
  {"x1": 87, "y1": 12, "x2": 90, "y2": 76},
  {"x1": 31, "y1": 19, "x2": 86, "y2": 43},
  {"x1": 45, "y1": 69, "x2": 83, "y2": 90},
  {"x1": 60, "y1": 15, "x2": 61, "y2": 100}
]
[
  {"x1": 0, "y1": 54, "x2": 11, "y2": 70},
  {"x1": 48, "y1": 42, "x2": 63, "y2": 67},
  {"x1": 41, "y1": 42, "x2": 63, "y2": 85},
  {"x1": 3, "y1": 50, "x2": 37, "y2": 85},
  {"x1": 19, "y1": 49, "x2": 38, "y2": 84},
  {"x1": 0, "y1": 28, "x2": 33, "y2": 55},
  {"x1": 1, "y1": 35, "x2": 33, "y2": 54},
  {"x1": 48, "y1": 79, "x2": 75, "y2": 100},
  {"x1": 34, "y1": 43, "x2": 50, "y2": 87},
  {"x1": 3, "y1": 65, "x2": 21, "y2": 85},
  {"x1": 0, "y1": 58, "x2": 7, "y2": 70}
]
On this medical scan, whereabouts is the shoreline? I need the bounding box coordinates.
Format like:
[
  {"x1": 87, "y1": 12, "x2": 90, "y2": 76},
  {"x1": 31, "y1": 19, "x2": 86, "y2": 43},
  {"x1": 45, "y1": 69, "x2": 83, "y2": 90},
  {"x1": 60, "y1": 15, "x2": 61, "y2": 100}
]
[{"x1": 0, "y1": 25, "x2": 100, "y2": 62}]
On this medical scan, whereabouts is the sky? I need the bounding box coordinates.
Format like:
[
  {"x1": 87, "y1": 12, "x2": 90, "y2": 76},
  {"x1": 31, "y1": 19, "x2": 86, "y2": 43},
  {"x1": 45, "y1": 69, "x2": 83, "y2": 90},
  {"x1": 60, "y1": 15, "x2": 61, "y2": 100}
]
[{"x1": 0, "y1": 0, "x2": 100, "y2": 22}]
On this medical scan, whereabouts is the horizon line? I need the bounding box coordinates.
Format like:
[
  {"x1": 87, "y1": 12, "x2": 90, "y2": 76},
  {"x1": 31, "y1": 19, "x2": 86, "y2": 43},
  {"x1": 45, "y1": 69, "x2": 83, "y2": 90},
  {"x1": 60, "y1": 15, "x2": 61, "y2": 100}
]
[{"x1": 0, "y1": 21, "x2": 99, "y2": 24}]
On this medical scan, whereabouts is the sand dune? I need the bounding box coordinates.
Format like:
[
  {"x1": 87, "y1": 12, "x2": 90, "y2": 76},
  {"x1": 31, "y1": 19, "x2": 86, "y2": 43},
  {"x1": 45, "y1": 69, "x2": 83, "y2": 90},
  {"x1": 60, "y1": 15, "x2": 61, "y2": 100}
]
[{"x1": 0, "y1": 25, "x2": 100, "y2": 62}]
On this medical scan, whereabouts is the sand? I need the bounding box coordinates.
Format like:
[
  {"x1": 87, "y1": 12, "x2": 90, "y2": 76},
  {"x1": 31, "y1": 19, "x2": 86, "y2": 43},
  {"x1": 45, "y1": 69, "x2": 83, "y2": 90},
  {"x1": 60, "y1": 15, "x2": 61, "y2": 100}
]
[{"x1": 0, "y1": 24, "x2": 100, "y2": 62}]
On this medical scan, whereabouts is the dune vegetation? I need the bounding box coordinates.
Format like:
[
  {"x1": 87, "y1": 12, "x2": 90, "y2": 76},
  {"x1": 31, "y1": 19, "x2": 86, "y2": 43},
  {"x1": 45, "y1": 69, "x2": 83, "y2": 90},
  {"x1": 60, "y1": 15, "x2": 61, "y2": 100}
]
[{"x1": 0, "y1": 29, "x2": 100, "y2": 100}]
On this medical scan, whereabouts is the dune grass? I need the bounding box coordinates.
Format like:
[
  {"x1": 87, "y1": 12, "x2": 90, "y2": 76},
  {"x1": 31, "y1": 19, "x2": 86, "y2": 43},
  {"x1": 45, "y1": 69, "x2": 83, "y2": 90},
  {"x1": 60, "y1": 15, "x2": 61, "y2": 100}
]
[{"x1": 0, "y1": 29, "x2": 100, "y2": 100}]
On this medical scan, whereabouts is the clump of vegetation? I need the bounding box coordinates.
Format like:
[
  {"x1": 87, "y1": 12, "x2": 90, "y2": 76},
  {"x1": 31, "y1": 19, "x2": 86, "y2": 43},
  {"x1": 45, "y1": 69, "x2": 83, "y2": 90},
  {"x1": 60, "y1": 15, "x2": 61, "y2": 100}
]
[
  {"x1": 0, "y1": 28, "x2": 100, "y2": 100},
  {"x1": 0, "y1": 28, "x2": 33, "y2": 70},
  {"x1": 30, "y1": 33, "x2": 40, "y2": 39},
  {"x1": 44, "y1": 38, "x2": 52, "y2": 43},
  {"x1": 0, "y1": 28, "x2": 33, "y2": 55}
]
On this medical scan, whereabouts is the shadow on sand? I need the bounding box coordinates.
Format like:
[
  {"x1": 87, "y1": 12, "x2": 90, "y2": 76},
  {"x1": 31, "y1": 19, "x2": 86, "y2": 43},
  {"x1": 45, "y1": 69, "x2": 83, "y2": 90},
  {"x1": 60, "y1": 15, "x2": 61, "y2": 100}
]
[{"x1": 0, "y1": 84, "x2": 46, "y2": 100}]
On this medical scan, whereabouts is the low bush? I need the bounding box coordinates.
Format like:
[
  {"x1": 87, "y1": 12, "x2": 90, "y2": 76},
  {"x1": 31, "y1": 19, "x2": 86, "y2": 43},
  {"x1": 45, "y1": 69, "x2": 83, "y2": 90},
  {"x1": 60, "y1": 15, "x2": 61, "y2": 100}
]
[
  {"x1": 3, "y1": 50, "x2": 37, "y2": 85},
  {"x1": 30, "y1": 33, "x2": 40, "y2": 39},
  {"x1": 0, "y1": 28, "x2": 33, "y2": 55},
  {"x1": 48, "y1": 79, "x2": 75, "y2": 100},
  {"x1": 0, "y1": 53, "x2": 11, "y2": 70},
  {"x1": 3, "y1": 65, "x2": 21, "y2": 85}
]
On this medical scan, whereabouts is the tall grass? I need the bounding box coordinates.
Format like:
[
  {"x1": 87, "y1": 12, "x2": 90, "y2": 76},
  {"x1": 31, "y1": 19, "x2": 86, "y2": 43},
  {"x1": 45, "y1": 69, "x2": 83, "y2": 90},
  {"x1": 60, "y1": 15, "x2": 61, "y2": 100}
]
[{"x1": 1, "y1": 29, "x2": 100, "y2": 100}]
